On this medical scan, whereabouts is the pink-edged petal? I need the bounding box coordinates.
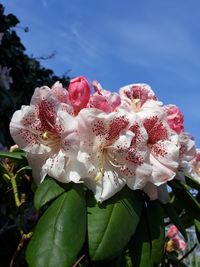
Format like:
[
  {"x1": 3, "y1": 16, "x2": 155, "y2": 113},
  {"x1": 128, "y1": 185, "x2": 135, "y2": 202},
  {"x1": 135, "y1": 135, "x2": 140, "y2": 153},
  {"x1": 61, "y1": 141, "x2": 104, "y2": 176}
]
[
  {"x1": 90, "y1": 80, "x2": 121, "y2": 112},
  {"x1": 51, "y1": 81, "x2": 69, "y2": 103},
  {"x1": 30, "y1": 85, "x2": 51, "y2": 105},
  {"x1": 92, "y1": 80, "x2": 103, "y2": 93},
  {"x1": 89, "y1": 94, "x2": 112, "y2": 113},
  {"x1": 164, "y1": 104, "x2": 184, "y2": 134},
  {"x1": 109, "y1": 92, "x2": 121, "y2": 110},
  {"x1": 119, "y1": 83, "x2": 157, "y2": 108}
]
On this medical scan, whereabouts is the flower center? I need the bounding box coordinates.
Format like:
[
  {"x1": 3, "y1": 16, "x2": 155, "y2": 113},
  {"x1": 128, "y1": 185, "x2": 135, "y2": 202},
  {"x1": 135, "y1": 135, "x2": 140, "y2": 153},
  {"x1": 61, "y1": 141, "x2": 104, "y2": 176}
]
[
  {"x1": 41, "y1": 131, "x2": 50, "y2": 140},
  {"x1": 95, "y1": 168, "x2": 104, "y2": 182},
  {"x1": 95, "y1": 147, "x2": 107, "y2": 182},
  {"x1": 41, "y1": 131, "x2": 56, "y2": 140},
  {"x1": 40, "y1": 131, "x2": 60, "y2": 148},
  {"x1": 94, "y1": 146, "x2": 122, "y2": 183},
  {"x1": 131, "y1": 99, "x2": 141, "y2": 112}
]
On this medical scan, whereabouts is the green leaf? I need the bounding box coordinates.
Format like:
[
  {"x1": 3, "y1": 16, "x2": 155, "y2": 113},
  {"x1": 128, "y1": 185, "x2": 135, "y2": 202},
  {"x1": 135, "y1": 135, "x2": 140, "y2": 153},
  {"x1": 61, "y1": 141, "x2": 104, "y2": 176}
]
[
  {"x1": 163, "y1": 202, "x2": 187, "y2": 240},
  {"x1": 34, "y1": 178, "x2": 65, "y2": 210},
  {"x1": 26, "y1": 184, "x2": 86, "y2": 267},
  {"x1": 168, "y1": 180, "x2": 200, "y2": 221},
  {"x1": 194, "y1": 219, "x2": 200, "y2": 243},
  {"x1": 129, "y1": 206, "x2": 152, "y2": 267},
  {"x1": 180, "y1": 210, "x2": 194, "y2": 229},
  {"x1": 87, "y1": 187, "x2": 142, "y2": 261},
  {"x1": 147, "y1": 200, "x2": 165, "y2": 266},
  {"x1": 184, "y1": 174, "x2": 200, "y2": 191},
  {"x1": 0, "y1": 150, "x2": 26, "y2": 160}
]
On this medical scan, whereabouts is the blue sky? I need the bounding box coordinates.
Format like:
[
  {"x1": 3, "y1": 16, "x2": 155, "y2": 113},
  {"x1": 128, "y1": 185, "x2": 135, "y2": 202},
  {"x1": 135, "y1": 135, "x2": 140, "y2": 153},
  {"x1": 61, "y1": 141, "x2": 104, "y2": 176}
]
[{"x1": 2, "y1": 0, "x2": 200, "y2": 146}]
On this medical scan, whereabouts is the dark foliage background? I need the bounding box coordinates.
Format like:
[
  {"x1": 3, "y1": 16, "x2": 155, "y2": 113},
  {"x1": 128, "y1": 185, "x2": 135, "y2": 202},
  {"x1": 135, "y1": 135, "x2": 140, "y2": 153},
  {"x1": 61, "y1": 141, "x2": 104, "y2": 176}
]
[
  {"x1": 0, "y1": 3, "x2": 70, "y2": 147},
  {"x1": 0, "y1": 4, "x2": 70, "y2": 266}
]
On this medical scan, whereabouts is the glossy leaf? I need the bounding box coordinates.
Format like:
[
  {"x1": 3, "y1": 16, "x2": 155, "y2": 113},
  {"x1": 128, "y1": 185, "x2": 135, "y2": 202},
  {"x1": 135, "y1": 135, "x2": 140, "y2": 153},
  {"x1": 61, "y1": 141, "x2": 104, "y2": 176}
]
[
  {"x1": 87, "y1": 187, "x2": 142, "y2": 261},
  {"x1": 163, "y1": 202, "x2": 187, "y2": 240},
  {"x1": 129, "y1": 206, "x2": 152, "y2": 267},
  {"x1": 34, "y1": 178, "x2": 65, "y2": 210},
  {"x1": 26, "y1": 184, "x2": 86, "y2": 267},
  {"x1": 0, "y1": 150, "x2": 25, "y2": 160},
  {"x1": 169, "y1": 180, "x2": 200, "y2": 221},
  {"x1": 184, "y1": 174, "x2": 200, "y2": 191},
  {"x1": 180, "y1": 211, "x2": 194, "y2": 229},
  {"x1": 147, "y1": 200, "x2": 165, "y2": 266}
]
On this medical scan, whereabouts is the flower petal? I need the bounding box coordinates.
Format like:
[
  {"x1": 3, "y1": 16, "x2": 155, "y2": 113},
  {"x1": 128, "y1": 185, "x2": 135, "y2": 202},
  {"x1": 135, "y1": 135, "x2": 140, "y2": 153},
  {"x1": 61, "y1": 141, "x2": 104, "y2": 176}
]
[
  {"x1": 10, "y1": 105, "x2": 51, "y2": 154},
  {"x1": 84, "y1": 169, "x2": 126, "y2": 202}
]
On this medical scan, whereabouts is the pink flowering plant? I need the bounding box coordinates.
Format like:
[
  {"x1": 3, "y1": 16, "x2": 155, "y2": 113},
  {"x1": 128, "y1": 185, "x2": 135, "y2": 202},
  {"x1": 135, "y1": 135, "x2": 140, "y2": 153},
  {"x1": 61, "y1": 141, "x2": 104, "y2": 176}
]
[{"x1": 1, "y1": 77, "x2": 200, "y2": 267}]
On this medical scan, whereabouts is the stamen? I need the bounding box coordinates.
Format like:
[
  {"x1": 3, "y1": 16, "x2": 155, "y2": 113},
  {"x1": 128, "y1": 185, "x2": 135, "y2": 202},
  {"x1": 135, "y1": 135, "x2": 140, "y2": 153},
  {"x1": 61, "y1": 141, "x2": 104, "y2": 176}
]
[
  {"x1": 41, "y1": 131, "x2": 49, "y2": 140},
  {"x1": 131, "y1": 99, "x2": 141, "y2": 112},
  {"x1": 41, "y1": 131, "x2": 60, "y2": 147},
  {"x1": 95, "y1": 169, "x2": 103, "y2": 182}
]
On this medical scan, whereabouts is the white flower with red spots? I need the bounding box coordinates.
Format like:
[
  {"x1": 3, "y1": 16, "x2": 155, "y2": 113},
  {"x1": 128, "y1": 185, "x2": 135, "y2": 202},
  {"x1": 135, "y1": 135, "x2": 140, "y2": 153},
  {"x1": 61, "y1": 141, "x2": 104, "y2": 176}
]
[
  {"x1": 119, "y1": 83, "x2": 157, "y2": 112},
  {"x1": 119, "y1": 83, "x2": 180, "y2": 186},
  {"x1": 138, "y1": 101, "x2": 180, "y2": 185},
  {"x1": 10, "y1": 84, "x2": 79, "y2": 183},
  {"x1": 77, "y1": 108, "x2": 151, "y2": 202},
  {"x1": 9, "y1": 76, "x2": 198, "y2": 202}
]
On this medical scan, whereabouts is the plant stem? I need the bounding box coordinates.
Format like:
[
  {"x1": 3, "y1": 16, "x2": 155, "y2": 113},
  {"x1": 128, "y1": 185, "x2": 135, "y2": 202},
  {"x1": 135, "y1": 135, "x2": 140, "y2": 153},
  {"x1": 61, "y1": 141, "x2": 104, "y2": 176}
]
[
  {"x1": 72, "y1": 254, "x2": 86, "y2": 267},
  {"x1": 9, "y1": 232, "x2": 32, "y2": 267},
  {"x1": 176, "y1": 243, "x2": 197, "y2": 265},
  {"x1": 10, "y1": 174, "x2": 21, "y2": 207}
]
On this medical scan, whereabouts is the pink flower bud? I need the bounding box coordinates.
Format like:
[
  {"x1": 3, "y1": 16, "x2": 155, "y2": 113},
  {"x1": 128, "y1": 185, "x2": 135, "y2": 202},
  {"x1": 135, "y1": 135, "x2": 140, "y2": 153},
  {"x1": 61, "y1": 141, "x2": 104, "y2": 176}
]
[
  {"x1": 167, "y1": 225, "x2": 179, "y2": 239},
  {"x1": 68, "y1": 76, "x2": 91, "y2": 114}
]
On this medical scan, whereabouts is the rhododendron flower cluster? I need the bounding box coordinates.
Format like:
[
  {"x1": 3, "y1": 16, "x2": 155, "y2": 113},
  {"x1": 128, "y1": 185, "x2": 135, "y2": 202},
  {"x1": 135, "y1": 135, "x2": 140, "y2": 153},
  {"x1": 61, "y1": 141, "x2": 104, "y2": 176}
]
[{"x1": 10, "y1": 76, "x2": 198, "y2": 202}]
